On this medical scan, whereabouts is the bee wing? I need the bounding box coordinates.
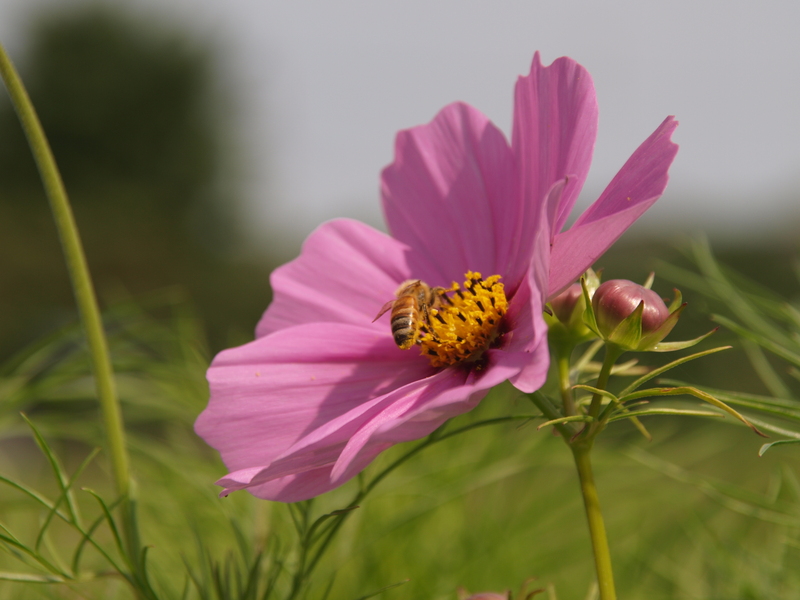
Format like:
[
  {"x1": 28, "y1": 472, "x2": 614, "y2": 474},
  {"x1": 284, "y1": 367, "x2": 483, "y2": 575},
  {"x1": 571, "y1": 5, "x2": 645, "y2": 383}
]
[{"x1": 372, "y1": 299, "x2": 396, "y2": 322}]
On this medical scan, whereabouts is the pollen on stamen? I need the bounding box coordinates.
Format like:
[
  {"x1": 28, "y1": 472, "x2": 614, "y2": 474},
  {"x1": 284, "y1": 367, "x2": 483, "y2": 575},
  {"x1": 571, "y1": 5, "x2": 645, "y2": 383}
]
[{"x1": 418, "y1": 271, "x2": 508, "y2": 368}]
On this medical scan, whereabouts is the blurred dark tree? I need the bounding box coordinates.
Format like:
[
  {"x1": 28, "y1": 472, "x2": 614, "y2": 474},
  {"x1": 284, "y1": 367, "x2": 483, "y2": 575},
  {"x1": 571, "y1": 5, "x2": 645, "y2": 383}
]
[{"x1": 0, "y1": 5, "x2": 274, "y2": 358}]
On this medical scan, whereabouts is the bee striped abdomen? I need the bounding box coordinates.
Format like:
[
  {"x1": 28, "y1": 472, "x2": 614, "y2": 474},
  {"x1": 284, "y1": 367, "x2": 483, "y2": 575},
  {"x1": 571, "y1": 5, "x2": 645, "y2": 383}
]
[{"x1": 390, "y1": 296, "x2": 419, "y2": 349}]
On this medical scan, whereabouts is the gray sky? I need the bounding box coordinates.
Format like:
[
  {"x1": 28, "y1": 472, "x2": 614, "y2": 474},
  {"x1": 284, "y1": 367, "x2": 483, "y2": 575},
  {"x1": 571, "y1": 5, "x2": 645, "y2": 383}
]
[{"x1": 2, "y1": 0, "x2": 799, "y2": 251}]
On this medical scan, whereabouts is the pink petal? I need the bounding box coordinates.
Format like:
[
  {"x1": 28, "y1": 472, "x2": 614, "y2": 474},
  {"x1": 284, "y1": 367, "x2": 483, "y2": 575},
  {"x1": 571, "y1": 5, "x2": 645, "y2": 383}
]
[
  {"x1": 195, "y1": 322, "x2": 433, "y2": 486},
  {"x1": 229, "y1": 465, "x2": 357, "y2": 504},
  {"x1": 256, "y1": 219, "x2": 412, "y2": 338},
  {"x1": 202, "y1": 313, "x2": 534, "y2": 502},
  {"x1": 381, "y1": 102, "x2": 524, "y2": 289},
  {"x1": 495, "y1": 257, "x2": 551, "y2": 394},
  {"x1": 512, "y1": 52, "x2": 598, "y2": 236},
  {"x1": 330, "y1": 360, "x2": 520, "y2": 482},
  {"x1": 239, "y1": 375, "x2": 445, "y2": 487},
  {"x1": 548, "y1": 116, "x2": 679, "y2": 296},
  {"x1": 216, "y1": 357, "x2": 517, "y2": 502},
  {"x1": 458, "y1": 176, "x2": 555, "y2": 395},
  {"x1": 330, "y1": 368, "x2": 473, "y2": 481},
  {"x1": 251, "y1": 351, "x2": 519, "y2": 501}
]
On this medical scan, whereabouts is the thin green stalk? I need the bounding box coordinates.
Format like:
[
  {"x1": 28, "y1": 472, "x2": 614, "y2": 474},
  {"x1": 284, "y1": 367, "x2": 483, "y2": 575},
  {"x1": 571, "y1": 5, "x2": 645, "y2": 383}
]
[
  {"x1": 562, "y1": 342, "x2": 623, "y2": 599},
  {"x1": 557, "y1": 350, "x2": 578, "y2": 417},
  {"x1": 0, "y1": 43, "x2": 138, "y2": 563},
  {"x1": 571, "y1": 444, "x2": 616, "y2": 600},
  {"x1": 288, "y1": 415, "x2": 540, "y2": 599},
  {"x1": 528, "y1": 391, "x2": 579, "y2": 442},
  {"x1": 587, "y1": 345, "x2": 622, "y2": 420}
]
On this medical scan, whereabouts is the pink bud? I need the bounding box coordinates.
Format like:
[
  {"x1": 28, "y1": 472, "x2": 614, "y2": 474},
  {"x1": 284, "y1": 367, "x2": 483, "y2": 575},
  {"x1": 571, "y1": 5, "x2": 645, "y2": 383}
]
[
  {"x1": 550, "y1": 282, "x2": 584, "y2": 324},
  {"x1": 592, "y1": 280, "x2": 669, "y2": 336}
]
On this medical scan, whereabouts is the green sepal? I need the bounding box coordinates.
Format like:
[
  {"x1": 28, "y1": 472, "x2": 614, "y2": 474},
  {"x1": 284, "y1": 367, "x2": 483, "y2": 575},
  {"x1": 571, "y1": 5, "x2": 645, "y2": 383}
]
[
  {"x1": 638, "y1": 303, "x2": 686, "y2": 350},
  {"x1": 608, "y1": 300, "x2": 644, "y2": 349},
  {"x1": 580, "y1": 276, "x2": 600, "y2": 336},
  {"x1": 547, "y1": 313, "x2": 597, "y2": 357},
  {"x1": 667, "y1": 288, "x2": 683, "y2": 313}
]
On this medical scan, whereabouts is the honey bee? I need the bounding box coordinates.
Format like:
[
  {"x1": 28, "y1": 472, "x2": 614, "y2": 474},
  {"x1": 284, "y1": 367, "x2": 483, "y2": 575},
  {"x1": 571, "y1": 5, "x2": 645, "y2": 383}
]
[{"x1": 373, "y1": 280, "x2": 448, "y2": 349}]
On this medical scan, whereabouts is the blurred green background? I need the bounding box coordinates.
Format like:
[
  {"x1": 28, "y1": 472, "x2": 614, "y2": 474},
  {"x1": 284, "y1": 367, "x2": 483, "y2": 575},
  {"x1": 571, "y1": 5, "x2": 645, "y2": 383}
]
[
  {"x1": 0, "y1": 4, "x2": 280, "y2": 360},
  {"x1": 0, "y1": 4, "x2": 799, "y2": 600}
]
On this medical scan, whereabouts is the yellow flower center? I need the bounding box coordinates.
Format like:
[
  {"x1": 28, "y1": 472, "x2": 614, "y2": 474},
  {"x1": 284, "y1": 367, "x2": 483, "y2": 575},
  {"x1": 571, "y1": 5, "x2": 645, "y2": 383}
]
[{"x1": 419, "y1": 272, "x2": 508, "y2": 368}]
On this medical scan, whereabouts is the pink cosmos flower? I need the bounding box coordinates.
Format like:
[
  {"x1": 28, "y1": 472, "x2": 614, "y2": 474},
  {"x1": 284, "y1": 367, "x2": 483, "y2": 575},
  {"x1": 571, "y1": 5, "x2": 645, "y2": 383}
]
[{"x1": 195, "y1": 52, "x2": 678, "y2": 502}]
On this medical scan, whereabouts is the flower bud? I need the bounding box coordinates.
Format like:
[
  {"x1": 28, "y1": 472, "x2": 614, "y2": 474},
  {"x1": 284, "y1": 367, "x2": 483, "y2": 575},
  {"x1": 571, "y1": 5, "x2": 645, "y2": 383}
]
[
  {"x1": 545, "y1": 270, "x2": 600, "y2": 351},
  {"x1": 550, "y1": 283, "x2": 584, "y2": 324},
  {"x1": 593, "y1": 280, "x2": 669, "y2": 336},
  {"x1": 582, "y1": 277, "x2": 686, "y2": 352},
  {"x1": 459, "y1": 579, "x2": 541, "y2": 600}
]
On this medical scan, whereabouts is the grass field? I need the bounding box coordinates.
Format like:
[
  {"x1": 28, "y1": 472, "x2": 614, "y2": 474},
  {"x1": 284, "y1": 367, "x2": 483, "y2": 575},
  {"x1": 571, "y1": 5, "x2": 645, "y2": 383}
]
[{"x1": 1, "y1": 278, "x2": 798, "y2": 599}]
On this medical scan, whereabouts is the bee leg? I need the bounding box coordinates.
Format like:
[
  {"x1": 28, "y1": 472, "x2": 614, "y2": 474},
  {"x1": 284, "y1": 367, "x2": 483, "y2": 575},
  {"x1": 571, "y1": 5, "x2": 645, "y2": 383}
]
[
  {"x1": 418, "y1": 305, "x2": 433, "y2": 343},
  {"x1": 420, "y1": 307, "x2": 445, "y2": 344},
  {"x1": 429, "y1": 286, "x2": 452, "y2": 309}
]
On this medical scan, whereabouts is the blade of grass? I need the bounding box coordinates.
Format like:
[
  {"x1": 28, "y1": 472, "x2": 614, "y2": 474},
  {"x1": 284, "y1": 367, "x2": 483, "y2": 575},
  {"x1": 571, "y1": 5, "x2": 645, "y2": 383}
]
[
  {"x1": 628, "y1": 447, "x2": 800, "y2": 527},
  {"x1": 35, "y1": 447, "x2": 100, "y2": 553},
  {"x1": 713, "y1": 315, "x2": 800, "y2": 368},
  {"x1": 0, "y1": 529, "x2": 70, "y2": 579},
  {"x1": 0, "y1": 571, "x2": 67, "y2": 583},
  {"x1": 759, "y1": 439, "x2": 800, "y2": 456},
  {"x1": 20, "y1": 414, "x2": 82, "y2": 526},
  {"x1": 0, "y1": 475, "x2": 69, "y2": 521},
  {"x1": 692, "y1": 239, "x2": 796, "y2": 347},
  {"x1": 742, "y1": 339, "x2": 792, "y2": 398},
  {"x1": 352, "y1": 578, "x2": 410, "y2": 600},
  {"x1": 0, "y1": 39, "x2": 137, "y2": 565},
  {"x1": 301, "y1": 414, "x2": 542, "y2": 592},
  {"x1": 71, "y1": 495, "x2": 123, "y2": 574},
  {"x1": 82, "y1": 488, "x2": 131, "y2": 572}
]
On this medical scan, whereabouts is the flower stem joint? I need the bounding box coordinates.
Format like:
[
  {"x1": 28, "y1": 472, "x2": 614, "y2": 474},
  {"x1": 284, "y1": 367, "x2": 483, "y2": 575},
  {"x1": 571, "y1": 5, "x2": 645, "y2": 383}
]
[{"x1": 581, "y1": 276, "x2": 694, "y2": 352}]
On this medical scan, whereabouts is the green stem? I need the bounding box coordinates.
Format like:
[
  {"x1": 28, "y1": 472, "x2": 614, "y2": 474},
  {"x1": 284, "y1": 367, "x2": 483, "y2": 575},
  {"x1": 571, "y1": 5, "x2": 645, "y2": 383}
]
[
  {"x1": 571, "y1": 444, "x2": 616, "y2": 600},
  {"x1": 0, "y1": 43, "x2": 137, "y2": 562},
  {"x1": 564, "y1": 343, "x2": 622, "y2": 599},
  {"x1": 557, "y1": 350, "x2": 578, "y2": 417},
  {"x1": 587, "y1": 345, "x2": 622, "y2": 420}
]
